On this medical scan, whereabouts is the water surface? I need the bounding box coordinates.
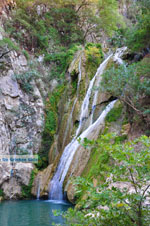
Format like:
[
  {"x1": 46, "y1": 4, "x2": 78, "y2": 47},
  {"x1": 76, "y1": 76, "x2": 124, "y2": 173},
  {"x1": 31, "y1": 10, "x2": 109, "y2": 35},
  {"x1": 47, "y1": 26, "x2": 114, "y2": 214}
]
[{"x1": 0, "y1": 200, "x2": 72, "y2": 226}]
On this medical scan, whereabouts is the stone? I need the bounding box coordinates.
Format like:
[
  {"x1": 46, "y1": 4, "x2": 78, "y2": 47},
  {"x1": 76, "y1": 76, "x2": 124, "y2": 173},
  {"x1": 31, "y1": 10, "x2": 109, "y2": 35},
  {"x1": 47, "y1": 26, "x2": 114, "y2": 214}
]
[
  {"x1": 32, "y1": 164, "x2": 53, "y2": 198},
  {"x1": 0, "y1": 163, "x2": 11, "y2": 186},
  {"x1": 0, "y1": 75, "x2": 20, "y2": 97},
  {"x1": 0, "y1": 44, "x2": 44, "y2": 198},
  {"x1": 15, "y1": 163, "x2": 33, "y2": 186}
]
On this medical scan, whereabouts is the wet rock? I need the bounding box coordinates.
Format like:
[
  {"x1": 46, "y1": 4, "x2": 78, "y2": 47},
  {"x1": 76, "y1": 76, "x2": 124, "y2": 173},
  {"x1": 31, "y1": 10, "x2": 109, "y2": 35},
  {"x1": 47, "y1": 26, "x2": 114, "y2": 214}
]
[{"x1": 32, "y1": 164, "x2": 53, "y2": 198}]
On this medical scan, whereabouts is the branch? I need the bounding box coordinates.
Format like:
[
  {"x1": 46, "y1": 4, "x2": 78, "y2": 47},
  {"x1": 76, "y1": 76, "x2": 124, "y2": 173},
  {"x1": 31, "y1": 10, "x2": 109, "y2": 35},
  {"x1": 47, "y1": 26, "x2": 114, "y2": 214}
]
[
  {"x1": 128, "y1": 167, "x2": 138, "y2": 194},
  {"x1": 0, "y1": 49, "x2": 12, "y2": 59},
  {"x1": 76, "y1": 0, "x2": 90, "y2": 13},
  {"x1": 120, "y1": 97, "x2": 141, "y2": 114},
  {"x1": 140, "y1": 184, "x2": 150, "y2": 206}
]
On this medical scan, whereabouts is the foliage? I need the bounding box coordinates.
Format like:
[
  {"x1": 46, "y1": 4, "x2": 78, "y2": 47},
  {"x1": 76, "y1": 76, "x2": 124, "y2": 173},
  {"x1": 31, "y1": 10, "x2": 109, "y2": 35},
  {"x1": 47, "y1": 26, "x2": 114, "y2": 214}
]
[
  {"x1": 63, "y1": 134, "x2": 150, "y2": 226},
  {"x1": 44, "y1": 45, "x2": 80, "y2": 80},
  {"x1": 21, "y1": 170, "x2": 36, "y2": 199},
  {"x1": 0, "y1": 38, "x2": 20, "y2": 51},
  {"x1": 125, "y1": 0, "x2": 150, "y2": 51},
  {"x1": 98, "y1": 0, "x2": 124, "y2": 36},
  {"x1": 106, "y1": 104, "x2": 123, "y2": 123},
  {"x1": 5, "y1": 0, "x2": 123, "y2": 52},
  {"x1": 100, "y1": 58, "x2": 150, "y2": 125},
  {"x1": 0, "y1": 189, "x2": 4, "y2": 197},
  {"x1": 14, "y1": 63, "x2": 39, "y2": 93},
  {"x1": 22, "y1": 49, "x2": 29, "y2": 60},
  {"x1": 109, "y1": 28, "x2": 127, "y2": 48},
  {"x1": 85, "y1": 43, "x2": 104, "y2": 79},
  {"x1": 4, "y1": 1, "x2": 84, "y2": 52},
  {"x1": 36, "y1": 84, "x2": 65, "y2": 170}
]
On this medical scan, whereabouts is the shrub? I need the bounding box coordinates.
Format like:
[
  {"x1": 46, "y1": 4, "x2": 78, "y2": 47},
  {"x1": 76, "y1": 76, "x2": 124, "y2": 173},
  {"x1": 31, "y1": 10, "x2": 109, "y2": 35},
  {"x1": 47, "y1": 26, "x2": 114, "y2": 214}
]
[
  {"x1": 85, "y1": 43, "x2": 104, "y2": 79},
  {"x1": 21, "y1": 170, "x2": 36, "y2": 199},
  {"x1": 0, "y1": 38, "x2": 20, "y2": 51},
  {"x1": 100, "y1": 59, "x2": 150, "y2": 125},
  {"x1": 125, "y1": 0, "x2": 150, "y2": 51},
  {"x1": 63, "y1": 134, "x2": 150, "y2": 226},
  {"x1": 0, "y1": 189, "x2": 4, "y2": 197},
  {"x1": 44, "y1": 45, "x2": 80, "y2": 80},
  {"x1": 106, "y1": 104, "x2": 123, "y2": 122},
  {"x1": 37, "y1": 84, "x2": 66, "y2": 170},
  {"x1": 14, "y1": 67, "x2": 39, "y2": 93}
]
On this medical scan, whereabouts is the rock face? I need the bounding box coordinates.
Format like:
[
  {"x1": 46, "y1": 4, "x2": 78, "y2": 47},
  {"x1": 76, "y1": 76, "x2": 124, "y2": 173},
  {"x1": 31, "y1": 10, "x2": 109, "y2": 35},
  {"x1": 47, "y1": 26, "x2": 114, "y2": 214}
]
[
  {"x1": 31, "y1": 164, "x2": 53, "y2": 198},
  {"x1": 0, "y1": 30, "x2": 44, "y2": 198},
  {"x1": 46, "y1": 47, "x2": 127, "y2": 202}
]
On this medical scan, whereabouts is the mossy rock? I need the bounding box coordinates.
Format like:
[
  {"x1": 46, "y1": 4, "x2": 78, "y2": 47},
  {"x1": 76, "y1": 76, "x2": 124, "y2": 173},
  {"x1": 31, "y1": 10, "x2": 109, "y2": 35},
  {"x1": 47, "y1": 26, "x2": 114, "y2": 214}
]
[
  {"x1": 84, "y1": 43, "x2": 104, "y2": 80},
  {"x1": 106, "y1": 102, "x2": 123, "y2": 123}
]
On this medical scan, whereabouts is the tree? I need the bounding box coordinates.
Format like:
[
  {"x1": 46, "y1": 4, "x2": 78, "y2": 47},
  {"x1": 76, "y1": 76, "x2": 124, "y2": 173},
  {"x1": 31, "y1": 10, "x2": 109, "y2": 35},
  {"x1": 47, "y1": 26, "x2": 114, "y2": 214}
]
[
  {"x1": 100, "y1": 58, "x2": 150, "y2": 127},
  {"x1": 125, "y1": 0, "x2": 150, "y2": 51},
  {"x1": 63, "y1": 134, "x2": 150, "y2": 226}
]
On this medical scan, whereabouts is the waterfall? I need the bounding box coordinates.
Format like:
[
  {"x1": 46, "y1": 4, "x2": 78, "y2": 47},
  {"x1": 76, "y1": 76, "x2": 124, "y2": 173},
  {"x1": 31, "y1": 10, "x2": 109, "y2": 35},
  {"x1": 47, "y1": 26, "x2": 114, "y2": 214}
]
[
  {"x1": 49, "y1": 100, "x2": 117, "y2": 200},
  {"x1": 37, "y1": 180, "x2": 40, "y2": 200},
  {"x1": 48, "y1": 48, "x2": 126, "y2": 201},
  {"x1": 76, "y1": 54, "x2": 113, "y2": 137}
]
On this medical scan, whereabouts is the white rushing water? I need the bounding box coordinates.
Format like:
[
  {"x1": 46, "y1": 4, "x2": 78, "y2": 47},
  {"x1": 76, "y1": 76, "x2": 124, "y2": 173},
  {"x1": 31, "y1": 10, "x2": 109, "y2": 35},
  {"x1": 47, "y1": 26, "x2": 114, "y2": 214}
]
[
  {"x1": 76, "y1": 54, "x2": 113, "y2": 137},
  {"x1": 49, "y1": 48, "x2": 126, "y2": 200},
  {"x1": 37, "y1": 180, "x2": 41, "y2": 200}
]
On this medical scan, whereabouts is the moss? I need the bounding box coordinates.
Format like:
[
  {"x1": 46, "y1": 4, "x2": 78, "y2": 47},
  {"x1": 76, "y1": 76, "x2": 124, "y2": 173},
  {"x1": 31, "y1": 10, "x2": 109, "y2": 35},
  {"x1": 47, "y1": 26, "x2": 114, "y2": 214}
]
[
  {"x1": 105, "y1": 58, "x2": 116, "y2": 71},
  {"x1": 85, "y1": 43, "x2": 104, "y2": 80},
  {"x1": 21, "y1": 170, "x2": 36, "y2": 199},
  {"x1": 0, "y1": 189, "x2": 4, "y2": 197},
  {"x1": 82, "y1": 146, "x2": 110, "y2": 183},
  {"x1": 114, "y1": 135, "x2": 127, "y2": 143},
  {"x1": 106, "y1": 104, "x2": 123, "y2": 122},
  {"x1": 0, "y1": 38, "x2": 20, "y2": 52},
  {"x1": 37, "y1": 84, "x2": 66, "y2": 170},
  {"x1": 22, "y1": 49, "x2": 29, "y2": 60}
]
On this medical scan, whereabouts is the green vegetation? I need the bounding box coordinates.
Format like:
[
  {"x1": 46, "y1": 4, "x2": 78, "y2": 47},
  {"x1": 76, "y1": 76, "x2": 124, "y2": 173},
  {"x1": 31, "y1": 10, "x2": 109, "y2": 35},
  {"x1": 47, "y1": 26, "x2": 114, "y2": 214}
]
[
  {"x1": 125, "y1": 0, "x2": 150, "y2": 51},
  {"x1": 21, "y1": 170, "x2": 36, "y2": 199},
  {"x1": 63, "y1": 134, "x2": 150, "y2": 226},
  {"x1": 36, "y1": 84, "x2": 66, "y2": 170},
  {"x1": 4, "y1": 1, "x2": 84, "y2": 52},
  {"x1": 22, "y1": 49, "x2": 29, "y2": 60},
  {"x1": 106, "y1": 104, "x2": 123, "y2": 123},
  {"x1": 44, "y1": 45, "x2": 80, "y2": 80},
  {"x1": 100, "y1": 58, "x2": 150, "y2": 125},
  {"x1": 14, "y1": 61, "x2": 39, "y2": 93},
  {"x1": 0, "y1": 38, "x2": 20, "y2": 52},
  {"x1": 0, "y1": 189, "x2": 4, "y2": 197},
  {"x1": 85, "y1": 43, "x2": 104, "y2": 79}
]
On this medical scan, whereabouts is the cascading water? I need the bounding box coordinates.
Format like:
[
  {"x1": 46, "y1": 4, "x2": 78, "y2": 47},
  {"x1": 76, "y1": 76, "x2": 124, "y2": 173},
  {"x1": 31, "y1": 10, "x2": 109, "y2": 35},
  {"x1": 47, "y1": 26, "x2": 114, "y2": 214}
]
[
  {"x1": 75, "y1": 54, "x2": 113, "y2": 137},
  {"x1": 37, "y1": 180, "x2": 41, "y2": 200},
  {"x1": 48, "y1": 47, "x2": 127, "y2": 201}
]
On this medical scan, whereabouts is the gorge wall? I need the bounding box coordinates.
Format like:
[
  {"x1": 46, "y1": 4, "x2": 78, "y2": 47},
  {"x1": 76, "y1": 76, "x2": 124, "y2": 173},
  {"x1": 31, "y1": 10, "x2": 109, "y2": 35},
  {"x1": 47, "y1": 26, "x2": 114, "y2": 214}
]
[
  {"x1": 0, "y1": 6, "x2": 45, "y2": 199},
  {"x1": 0, "y1": 0, "x2": 149, "y2": 202}
]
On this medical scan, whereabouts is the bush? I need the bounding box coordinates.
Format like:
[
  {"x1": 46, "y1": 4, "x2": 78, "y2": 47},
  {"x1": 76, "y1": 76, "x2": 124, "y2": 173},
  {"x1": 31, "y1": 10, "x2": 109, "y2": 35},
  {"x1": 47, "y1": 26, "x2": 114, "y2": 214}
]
[
  {"x1": 85, "y1": 43, "x2": 104, "y2": 79},
  {"x1": 14, "y1": 70, "x2": 39, "y2": 93},
  {"x1": 44, "y1": 45, "x2": 80, "y2": 80},
  {"x1": 125, "y1": 0, "x2": 150, "y2": 51},
  {"x1": 36, "y1": 84, "x2": 65, "y2": 170},
  {"x1": 100, "y1": 59, "x2": 150, "y2": 124},
  {"x1": 0, "y1": 189, "x2": 4, "y2": 197},
  {"x1": 0, "y1": 38, "x2": 20, "y2": 52},
  {"x1": 63, "y1": 134, "x2": 150, "y2": 226},
  {"x1": 106, "y1": 104, "x2": 123, "y2": 122},
  {"x1": 21, "y1": 170, "x2": 36, "y2": 199}
]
